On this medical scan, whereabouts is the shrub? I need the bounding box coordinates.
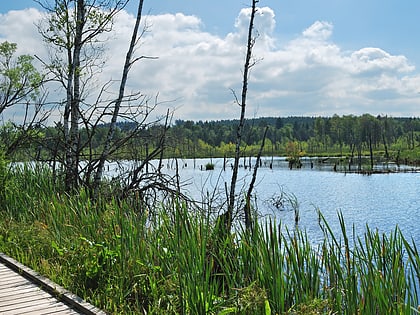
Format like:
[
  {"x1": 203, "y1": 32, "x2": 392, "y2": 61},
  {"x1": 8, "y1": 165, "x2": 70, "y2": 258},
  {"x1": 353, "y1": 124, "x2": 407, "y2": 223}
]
[{"x1": 205, "y1": 162, "x2": 215, "y2": 170}]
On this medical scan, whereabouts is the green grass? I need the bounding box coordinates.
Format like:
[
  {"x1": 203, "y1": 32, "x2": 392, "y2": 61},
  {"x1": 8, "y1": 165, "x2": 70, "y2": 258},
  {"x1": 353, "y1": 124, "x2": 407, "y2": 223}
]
[{"x1": 1, "y1": 164, "x2": 420, "y2": 314}]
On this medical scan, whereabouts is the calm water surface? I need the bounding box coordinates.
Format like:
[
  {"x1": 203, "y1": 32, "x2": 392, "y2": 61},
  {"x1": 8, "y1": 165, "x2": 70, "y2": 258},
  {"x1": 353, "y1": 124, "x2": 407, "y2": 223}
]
[{"x1": 111, "y1": 157, "x2": 420, "y2": 244}]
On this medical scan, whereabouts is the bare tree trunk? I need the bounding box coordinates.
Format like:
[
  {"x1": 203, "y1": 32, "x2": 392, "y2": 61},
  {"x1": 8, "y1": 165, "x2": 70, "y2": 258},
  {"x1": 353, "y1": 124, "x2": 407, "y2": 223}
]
[
  {"x1": 65, "y1": 0, "x2": 84, "y2": 191},
  {"x1": 158, "y1": 109, "x2": 171, "y2": 173},
  {"x1": 245, "y1": 126, "x2": 267, "y2": 231},
  {"x1": 382, "y1": 134, "x2": 389, "y2": 160},
  {"x1": 38, "y1": 0, "x2": 131, "y2": 192},
  {"x1": 357, "y1": 144, "x2": 362, "y2": 171},
  {"x1": 369, "y1": 135, "x2": 374, "y2": 170},
  {"x1": 226, "y1": 0, "x2": 259, "y2": 232},
  {"x1": 92, "y1": 0, "x2": 145, "y2": 195},
  {"x1": 63, "y1": 1, "x2": 73, "y2": 191}
]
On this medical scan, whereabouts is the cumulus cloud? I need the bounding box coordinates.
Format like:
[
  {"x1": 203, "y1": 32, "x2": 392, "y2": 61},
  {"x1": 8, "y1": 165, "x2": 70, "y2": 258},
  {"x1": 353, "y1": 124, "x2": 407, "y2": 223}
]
[
  {"x1": 349, "y1": 47, "x2": 414, "y2": 74},
  {"x1": 302, "y1": 20, "x2": 333, "y2": 41},
  {"x1": 0, "y1": 6, "x2": 419, "y2": 122},
  {"x1": 0, "y1": 8, "x2": 45, "y2": 55},
  {"x1": 232, "y1": 6, "x2": 276, "y2": 50}
]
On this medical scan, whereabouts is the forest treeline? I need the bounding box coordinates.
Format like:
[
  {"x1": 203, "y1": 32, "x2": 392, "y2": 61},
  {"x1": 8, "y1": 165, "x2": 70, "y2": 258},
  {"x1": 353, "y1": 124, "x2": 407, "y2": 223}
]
[
  {"x1": 8, "y1": 113, "x2": 417, "y2": 164},
  {"x1": 3, "y1": 113, "x2": 419, "y2": 167},
  {"x1": 166, "y1": 115, "x2": 419, "y2": 161},
  {"x1": 116, "y1": 114, "x2": 419, "y2": 162}
]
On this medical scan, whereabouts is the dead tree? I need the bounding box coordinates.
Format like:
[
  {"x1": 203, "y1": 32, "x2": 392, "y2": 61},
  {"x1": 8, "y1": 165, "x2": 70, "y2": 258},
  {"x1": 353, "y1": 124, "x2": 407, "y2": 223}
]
[
  {"x1": 37, "y1": 1, "x2": 166, "y2": 194},
  {"x1": 226, "y1": 0, "x2": 259, "y2": 232},
  {"x1": 244, "y1": 126, "x2": 268, "y2": 231},
  {"x1": 92, "y1": 0, "x2": 156, "y2": 196},
  {"x1": 37, "y1": 0, "x2": 130, "y2": 191}
]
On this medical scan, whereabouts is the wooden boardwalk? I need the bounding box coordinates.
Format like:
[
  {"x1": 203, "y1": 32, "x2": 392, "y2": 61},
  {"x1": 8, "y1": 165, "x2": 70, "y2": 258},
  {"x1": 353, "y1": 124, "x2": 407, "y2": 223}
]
[{"x1": 0, "y1": 253, "x2": 106, "y2": 315}]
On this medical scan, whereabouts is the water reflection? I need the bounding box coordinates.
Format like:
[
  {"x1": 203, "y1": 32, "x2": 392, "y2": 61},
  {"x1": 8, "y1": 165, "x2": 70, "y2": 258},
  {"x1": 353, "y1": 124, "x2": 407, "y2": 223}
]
[{"x1": 106, "y1": 157, "x2": 420, "y2": 245}]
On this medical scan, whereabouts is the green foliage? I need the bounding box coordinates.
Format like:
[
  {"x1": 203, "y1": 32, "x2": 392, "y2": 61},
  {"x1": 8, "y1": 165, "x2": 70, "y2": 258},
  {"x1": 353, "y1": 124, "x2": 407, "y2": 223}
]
[
  {"x1": 4, "y1": 115, "x2": 419, "y2": 167},
  {"x1": 0, "y1": 122, "x2": 46, "y2": 159},
  {"x1": 1, "y1": 166, "x2": 420, "y2": 314},
  {"x1": 0, "y1": 149, "x2": 8, "y2": 205},
  {"x1": 0, "y1": 41, "x2": 42, "y2": 112},
  {"x1": 205, "y1": 162, "x2": 215, "y2": 170},
  {"x1": 167, "y1": 115, "x2": 420, "y2": 167}
]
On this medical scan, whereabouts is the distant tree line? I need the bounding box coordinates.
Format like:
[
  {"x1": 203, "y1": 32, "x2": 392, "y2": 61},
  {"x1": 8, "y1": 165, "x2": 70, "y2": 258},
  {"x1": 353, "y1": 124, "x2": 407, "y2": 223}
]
[
  {"x1": 3, "y1": 114, "x2": 419, "y2": 164},
  {"x1": 164, "y1": 115, "x2": 419, "y2": 162}
]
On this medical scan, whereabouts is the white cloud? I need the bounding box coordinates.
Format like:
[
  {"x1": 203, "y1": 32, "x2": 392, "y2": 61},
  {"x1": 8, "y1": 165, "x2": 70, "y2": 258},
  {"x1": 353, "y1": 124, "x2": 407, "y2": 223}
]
[
  {"x1": 302, "y1": 20, "x2": 333, "y2": 41},
  {"x1": 0, "y1": 8, "x2": 45, "y2": 55},
  {"x1": 232, "y1": 6, "x2": 276, "y2": 51},
  {"x1": 0, "y1": 6, "x2": 419, "y2": 123},
  {"x1": 349, "y1": 47, "x2": 414, "y2": 74}
]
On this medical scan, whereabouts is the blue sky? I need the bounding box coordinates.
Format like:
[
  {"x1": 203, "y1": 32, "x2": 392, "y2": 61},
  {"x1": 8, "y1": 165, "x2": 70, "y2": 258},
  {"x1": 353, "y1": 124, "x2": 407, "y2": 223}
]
[
  {"x1": 129, "y1": 0, "x2": 420, "y2": 66},
  {"x1": 1, "y1": 0, "x2": 420, "y2": 121}
]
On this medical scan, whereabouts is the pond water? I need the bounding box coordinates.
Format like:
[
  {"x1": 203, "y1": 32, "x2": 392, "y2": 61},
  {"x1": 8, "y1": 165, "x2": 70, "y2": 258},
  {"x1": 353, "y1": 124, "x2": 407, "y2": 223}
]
[{"x1": 108, "y1": 157, "x2": 420, "y2": 245}]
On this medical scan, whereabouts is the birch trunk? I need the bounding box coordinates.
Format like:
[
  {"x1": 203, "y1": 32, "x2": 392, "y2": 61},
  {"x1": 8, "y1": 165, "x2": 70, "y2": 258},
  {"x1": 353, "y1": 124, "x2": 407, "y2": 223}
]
[{"x1": 65, "y1": 0, "x2": 84, "y2": 191}]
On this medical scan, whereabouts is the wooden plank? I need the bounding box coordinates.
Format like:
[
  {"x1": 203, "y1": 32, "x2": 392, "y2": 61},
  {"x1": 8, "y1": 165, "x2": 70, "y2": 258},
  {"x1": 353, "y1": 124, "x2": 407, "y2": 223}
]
[
  {"x1": 0, "y1": 283, "x2": 40, "y2": 296},
  {"x1": 1, "y1": 299, "x2": 73, "y2": 315},
  {"x1": 0, "y1": 277, "x2": 75, "y2": 315},
  {"x1": 0, "y1": 276, "x2": 28, "y2": 287},
  {"x1": 0, "y1": 278, "x2": 29, "y2": 286},
  {"x1": 0, "y1": 295, "x2": 57, "y2": 312},
  {"x1": 0, "y1": 253, "x2": 107, "y2": 315},
  {"x1": 0, "y1": 292, "x2": 51, "y2": 308}
]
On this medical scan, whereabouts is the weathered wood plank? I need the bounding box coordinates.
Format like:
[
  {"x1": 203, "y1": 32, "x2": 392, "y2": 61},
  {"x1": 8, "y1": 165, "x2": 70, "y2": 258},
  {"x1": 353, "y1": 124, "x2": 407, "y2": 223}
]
[
  {"x1": 0, "y1": 276, "x2": 28, "y2": 287},
  {"x1": 0, "y1": 283, "x2": 40, "y2": 296},
  {"x1": 0, "y1": 293, "x2": 50, "y2": 308},
  {"x1": 0, "y1": 295, "x2": 57, "y2": 312},
  {"x1": 0, "y1": 274, "x2": 29, "y2": 282},
  {"x1": 1, "y1": 299, "x2": 73, "y2": 315},
  {"x1": 0, "y1": 253, "x2": 107, "y2": 315}
]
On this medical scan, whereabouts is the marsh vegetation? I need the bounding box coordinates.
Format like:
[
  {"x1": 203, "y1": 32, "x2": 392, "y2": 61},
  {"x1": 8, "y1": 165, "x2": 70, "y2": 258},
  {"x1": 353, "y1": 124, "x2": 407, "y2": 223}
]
[{"x1": 1, "y1": 165, "x2": 420, "y2": 314}]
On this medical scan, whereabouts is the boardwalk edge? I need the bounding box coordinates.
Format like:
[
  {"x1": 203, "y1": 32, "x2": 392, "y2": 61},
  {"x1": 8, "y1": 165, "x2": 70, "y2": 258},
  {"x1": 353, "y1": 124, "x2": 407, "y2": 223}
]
[{"x1": 0, "y1": 252, "x2": 107, "y2": 315}]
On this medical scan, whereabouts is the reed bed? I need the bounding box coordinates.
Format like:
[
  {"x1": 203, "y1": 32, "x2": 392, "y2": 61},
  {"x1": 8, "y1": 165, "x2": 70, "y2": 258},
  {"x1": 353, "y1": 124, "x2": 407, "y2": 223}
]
[{"x1": 0, "y1": 164, "x2": 419, "y2": 314}]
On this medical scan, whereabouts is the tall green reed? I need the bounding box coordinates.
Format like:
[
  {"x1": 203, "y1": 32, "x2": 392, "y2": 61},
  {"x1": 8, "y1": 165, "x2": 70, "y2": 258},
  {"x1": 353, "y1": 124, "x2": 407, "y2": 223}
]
[
  {"x1": 318, "y1": 211, "x2": 420, "y2": 314},
  {"x1": 1, "y1": 164, "x2": 420, "y2": 314}
]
